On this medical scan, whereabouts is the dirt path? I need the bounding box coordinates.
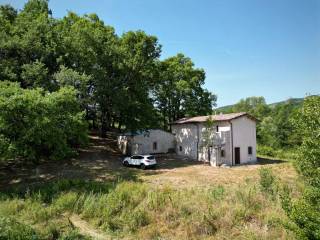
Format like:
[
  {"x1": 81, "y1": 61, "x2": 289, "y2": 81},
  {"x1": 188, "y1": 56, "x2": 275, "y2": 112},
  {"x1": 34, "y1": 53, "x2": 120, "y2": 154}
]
[{"x1": 69, "y1": 214, "x2": 111, "y2": 240}]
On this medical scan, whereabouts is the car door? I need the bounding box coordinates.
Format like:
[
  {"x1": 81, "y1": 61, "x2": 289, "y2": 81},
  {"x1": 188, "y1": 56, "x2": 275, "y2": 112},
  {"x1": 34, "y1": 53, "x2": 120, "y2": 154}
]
[
  {"x1": 137, "y1": 155, "x2": 144, "y2": 165},
  {"x1": 131, "y1": 155, "x2": 138, "y2": 165}
]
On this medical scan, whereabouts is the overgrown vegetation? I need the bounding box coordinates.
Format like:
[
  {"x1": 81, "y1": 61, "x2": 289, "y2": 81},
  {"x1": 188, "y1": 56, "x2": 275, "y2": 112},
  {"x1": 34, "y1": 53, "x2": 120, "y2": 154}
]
[
  {"x1": 282, "y1": 96, "x2": 320, "y2": 239},
  {"x1": 0, "y1": 81, "x2": 88, "y2": 162},
  {"x1": 0, "y1": 178, "x2": 298, "y2": 239}
]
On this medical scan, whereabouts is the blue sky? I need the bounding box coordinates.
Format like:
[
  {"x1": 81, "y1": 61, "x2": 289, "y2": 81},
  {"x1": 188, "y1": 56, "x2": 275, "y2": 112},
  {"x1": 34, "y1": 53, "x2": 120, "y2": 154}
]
[{"x1": 3, "y1": 0, "x2": 320, "y2": 107}]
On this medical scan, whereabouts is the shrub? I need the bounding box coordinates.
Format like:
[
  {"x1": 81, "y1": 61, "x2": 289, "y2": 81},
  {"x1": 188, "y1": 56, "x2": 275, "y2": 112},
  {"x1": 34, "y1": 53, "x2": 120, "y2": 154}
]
[
  {"x1": 259, "y1": 168, "x2": 277, "y2": 197},
  {"x1": 257, "y1": 145, "x2": 275, "y2": 157},
  {"x1": 0, "y1": 81, "x2": 88, "y2": 162},
  {"x1": 286, "y1": 96, "x2": 320, "y2": 239}
]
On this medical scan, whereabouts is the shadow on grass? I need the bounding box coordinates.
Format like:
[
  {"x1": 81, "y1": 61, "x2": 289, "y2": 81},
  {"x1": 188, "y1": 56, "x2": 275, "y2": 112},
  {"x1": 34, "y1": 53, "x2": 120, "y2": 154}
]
[
  {"x1": 0, "y1": 133, "x2": 203, "y2": 191},
  {"x1": 257, "y1": 157, "x2": 287, "y2": 165},
  {"x1": 153, "y1": 154, "x2": 202, "y2": 170},
  {"x1": 0, "y1": 178, "x2": 125, "y2": 203}
]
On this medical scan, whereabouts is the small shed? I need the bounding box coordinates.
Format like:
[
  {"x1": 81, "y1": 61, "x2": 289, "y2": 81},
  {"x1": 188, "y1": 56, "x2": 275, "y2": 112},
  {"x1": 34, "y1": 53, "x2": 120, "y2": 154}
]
[{"x1": 118, "y1": 129, "x2": 175, "y2": 155}]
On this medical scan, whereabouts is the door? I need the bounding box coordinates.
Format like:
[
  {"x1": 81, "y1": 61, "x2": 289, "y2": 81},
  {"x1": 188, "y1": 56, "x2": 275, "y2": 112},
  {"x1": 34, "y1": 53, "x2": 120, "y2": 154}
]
[
  {"x1": 131, "y1": 155, "x2": 141, "y2": 165},
  {"x1": 235, "y1": 147, "x2": 240, "y2": 165}
]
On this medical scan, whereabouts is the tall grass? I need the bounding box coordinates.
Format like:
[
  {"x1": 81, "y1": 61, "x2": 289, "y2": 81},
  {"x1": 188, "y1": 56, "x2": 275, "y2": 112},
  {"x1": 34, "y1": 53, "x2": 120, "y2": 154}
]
[{"x1": 0, "y1": 178, "x2": 297, "y2": 239}]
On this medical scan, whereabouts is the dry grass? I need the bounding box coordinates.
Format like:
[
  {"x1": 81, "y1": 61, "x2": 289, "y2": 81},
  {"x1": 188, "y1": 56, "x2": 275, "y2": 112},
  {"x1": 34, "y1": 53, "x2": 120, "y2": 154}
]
[
  {"x1": 0, "y1": 134, "x2": 298, "y2": 192},
  {"x1": 0, "y1": 135, "x2": 300, "y2": 239}
]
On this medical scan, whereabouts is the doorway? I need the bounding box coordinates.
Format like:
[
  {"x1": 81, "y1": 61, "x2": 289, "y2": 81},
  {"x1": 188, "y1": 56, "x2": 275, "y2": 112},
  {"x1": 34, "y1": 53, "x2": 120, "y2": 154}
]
[{"x1": 235, "y1": 147, "x2": 240, "y2": 165}]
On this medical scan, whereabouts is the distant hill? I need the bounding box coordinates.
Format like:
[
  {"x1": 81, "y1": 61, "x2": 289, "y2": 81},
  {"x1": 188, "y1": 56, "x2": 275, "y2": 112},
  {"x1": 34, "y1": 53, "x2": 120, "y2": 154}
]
[
  {"x1": 268, "y1": 98, "x2": 303, "y2": 108},
  {"x1": 215, "y1": 97, "x2": 304, "y2": 113}
]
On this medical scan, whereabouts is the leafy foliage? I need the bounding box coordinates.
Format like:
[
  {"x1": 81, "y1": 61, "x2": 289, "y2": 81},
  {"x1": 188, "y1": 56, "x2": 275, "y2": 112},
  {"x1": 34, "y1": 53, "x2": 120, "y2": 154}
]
[
  {"x1": 219, "y1": 96, "x2": 303, "y2": 154},
  {"x1": 0, "y1": 82, "x2": 88, "y2": 161},
  {"x1": 155, "y1": 54, "x2": 216, "y2": 129},
  {"x1": 0, "y1": 0, "x2": 216, "y2": 137},
  {"x1": 281, "y1": 96, "x2": 320, "y2": 239}
]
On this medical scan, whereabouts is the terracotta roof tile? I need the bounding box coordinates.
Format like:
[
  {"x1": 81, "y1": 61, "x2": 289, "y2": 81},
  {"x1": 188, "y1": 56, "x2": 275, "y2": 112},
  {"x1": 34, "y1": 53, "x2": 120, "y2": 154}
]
[{"x1": 172, "y1": 112, "x2": 256, "y2": 124}]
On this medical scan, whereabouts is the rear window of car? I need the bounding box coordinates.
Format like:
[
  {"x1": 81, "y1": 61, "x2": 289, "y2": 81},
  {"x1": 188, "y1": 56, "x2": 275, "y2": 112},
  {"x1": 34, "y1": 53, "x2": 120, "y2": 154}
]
[{"x1": 147, "y1": 156, "x2": 155, "y2": 160}]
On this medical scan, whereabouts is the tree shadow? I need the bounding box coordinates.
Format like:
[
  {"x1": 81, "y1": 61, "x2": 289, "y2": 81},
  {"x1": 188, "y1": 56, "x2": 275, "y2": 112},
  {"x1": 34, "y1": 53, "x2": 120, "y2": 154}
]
[
  {"x1": 257, "y1": 157, "x2": 287, "y2": 165},
  {"x1": 154, "y1": 154, "x2": 204, "y2": 170},
  {"x1": 0, "y1": 133, "x2": 204, "y2": 191}
]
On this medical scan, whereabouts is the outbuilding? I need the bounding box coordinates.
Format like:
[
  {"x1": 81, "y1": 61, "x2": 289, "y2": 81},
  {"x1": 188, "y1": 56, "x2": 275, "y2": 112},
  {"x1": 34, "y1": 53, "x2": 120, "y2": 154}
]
[{"x1": 118, "y1": 129, "x2": 175, "y2": 155}]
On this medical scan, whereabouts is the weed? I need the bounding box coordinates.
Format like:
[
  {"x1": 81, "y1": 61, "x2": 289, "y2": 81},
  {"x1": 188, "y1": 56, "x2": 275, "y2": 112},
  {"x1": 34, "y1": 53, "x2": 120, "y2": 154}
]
[{"x1": 259, "y1": 167, "x2": 278, "y2": 197}]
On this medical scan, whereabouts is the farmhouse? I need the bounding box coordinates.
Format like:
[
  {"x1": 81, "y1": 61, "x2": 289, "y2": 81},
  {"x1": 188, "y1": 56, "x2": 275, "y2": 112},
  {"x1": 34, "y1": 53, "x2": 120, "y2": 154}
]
[
  {"x1": 171, "y1": 112, "x2": 257, "y2": 166},
  {"x1": 118, "y1": 129, "x2": 175, "y2": 155},
  {"x1": 117, "y1": 112, "x2": 257, "y2": 166}
]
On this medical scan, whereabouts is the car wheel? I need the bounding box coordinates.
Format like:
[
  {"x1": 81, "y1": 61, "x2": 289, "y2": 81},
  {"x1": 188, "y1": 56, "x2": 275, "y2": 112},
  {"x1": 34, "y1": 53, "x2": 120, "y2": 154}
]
[
  {"x1": 123, "y1": 161, "x2": 129, "y2": 167},
  {"x1": 140, "y1": 163, "x2": 146, "y2": 170}
]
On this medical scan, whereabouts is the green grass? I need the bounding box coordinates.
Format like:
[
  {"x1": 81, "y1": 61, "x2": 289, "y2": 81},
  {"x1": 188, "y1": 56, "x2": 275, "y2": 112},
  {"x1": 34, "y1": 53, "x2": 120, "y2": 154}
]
[
  {"x1": 0, "y1": 176, "x2": 299, "y2": 240},
  {"x1": 257, "y1": 145, "x2": 299, "y2": 161}
]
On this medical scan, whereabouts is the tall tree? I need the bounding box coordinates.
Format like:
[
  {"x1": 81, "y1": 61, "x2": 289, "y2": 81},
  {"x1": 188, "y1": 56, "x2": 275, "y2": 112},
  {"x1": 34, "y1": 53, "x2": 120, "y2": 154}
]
[
  {"x1": 0, "y1": 0, "x2": 62, "y2": 88},
  {"x1": 155, "y1": 54, "x2": 216, "y2": 130},
  {"x1": 57, "y1": 12, "x2": 118, "y2": 136},
  {"x1": 117, "y1": 31, "x2": 161, "y2": 131}
]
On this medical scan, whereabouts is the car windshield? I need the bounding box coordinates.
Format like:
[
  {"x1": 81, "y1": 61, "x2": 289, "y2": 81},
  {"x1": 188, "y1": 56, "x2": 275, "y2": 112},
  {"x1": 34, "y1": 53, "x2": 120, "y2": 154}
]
[{"x1": 147, "y1": 156, "x2": 155, "y2": 160}]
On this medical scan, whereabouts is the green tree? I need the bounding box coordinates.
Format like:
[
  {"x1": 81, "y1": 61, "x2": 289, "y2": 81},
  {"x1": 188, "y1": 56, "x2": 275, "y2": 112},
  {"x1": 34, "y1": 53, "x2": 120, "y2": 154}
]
[
  {"x1": 57, "y1": 12, "x2": 119, "y2": 136},
  {"x1": 21, "y1": 60, "x2": 51, "y2": 89},
  {"x1": 0, "y1": 81, "x2": 88, "y2": 162},
  {"x1": 0, "y1": 4, "x2": 17, "y2": 23},
  {"x1": 284, "y1": 96, "x2": 320, "y2": 239},
  {"x1": 232, "y1": 96, "x2": 270, "y2": 120},
  {"x1": 116, "y1": 31, "x2": 161, "y2": 131},
  {"x1": 0, "y1": 0, "x2": 62, "y2": 87},
  {"x1": 155, "y1": 54, "x2": 216, "y2": 130}
]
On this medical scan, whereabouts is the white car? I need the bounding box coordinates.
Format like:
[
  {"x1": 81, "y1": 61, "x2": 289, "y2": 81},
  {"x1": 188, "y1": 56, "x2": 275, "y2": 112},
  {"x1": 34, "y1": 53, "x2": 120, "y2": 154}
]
[{"x1": 123, "y1": 155, "x2": 157, "y2": 169}]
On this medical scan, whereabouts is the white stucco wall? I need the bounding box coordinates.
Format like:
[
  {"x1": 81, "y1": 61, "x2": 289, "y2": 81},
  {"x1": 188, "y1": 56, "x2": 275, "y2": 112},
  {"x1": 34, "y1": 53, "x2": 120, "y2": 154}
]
[
  {"x1": 231, "y1": 116, "x2": 257, "y2": 164},
  {"x1": 171, "y1": 124, "x2": 198, "y2": 159},
  {"x1": 197, "y1": 122, "x2": 232, "y2": 165},
  {"x1": 132, "y1": 130, "x2": 175, "y2": 154},
  {"x1": 172, "y1": 121, "x2": 233, "y2": 164},
  {"x1": 118, "y1": 130, "x2": 175, "y2": 155},
  {"x1": 172, "y1": 117, "x2": 257, "y2": 166}
]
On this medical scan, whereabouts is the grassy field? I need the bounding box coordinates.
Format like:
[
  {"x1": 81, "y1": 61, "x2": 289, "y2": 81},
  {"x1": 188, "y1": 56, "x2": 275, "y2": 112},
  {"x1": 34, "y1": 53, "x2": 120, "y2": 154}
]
[{"x1": 0, "y1": 136, "x2": 302, "y2": 239}]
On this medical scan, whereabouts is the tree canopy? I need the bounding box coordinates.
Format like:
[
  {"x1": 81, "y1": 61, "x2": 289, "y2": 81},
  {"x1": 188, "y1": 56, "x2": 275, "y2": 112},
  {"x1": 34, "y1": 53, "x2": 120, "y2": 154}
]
[{"x1": 0, "y1": 0, "x2": 216, "y2": 161}]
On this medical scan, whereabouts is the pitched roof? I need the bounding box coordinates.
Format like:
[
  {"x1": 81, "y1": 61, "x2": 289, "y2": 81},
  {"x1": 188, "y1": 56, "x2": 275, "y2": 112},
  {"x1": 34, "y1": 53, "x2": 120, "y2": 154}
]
[{"x1": 172, "y1": 112, "x2": 257, "y2": 124}]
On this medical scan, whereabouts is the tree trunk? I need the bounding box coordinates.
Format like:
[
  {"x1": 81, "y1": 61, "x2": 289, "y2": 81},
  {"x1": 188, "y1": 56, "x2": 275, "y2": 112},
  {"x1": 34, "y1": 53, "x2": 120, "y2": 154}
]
[{"x1": 100, "y1": 111, "x2": 107, "y2": 138}]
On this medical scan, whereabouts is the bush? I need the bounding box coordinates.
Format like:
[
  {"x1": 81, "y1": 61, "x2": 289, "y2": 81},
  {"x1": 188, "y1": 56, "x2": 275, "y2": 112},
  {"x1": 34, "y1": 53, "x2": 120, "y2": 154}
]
[
  {"x1": 285, "y1": 96, "x2": 320, "y2": 239},
  {"x1": 0, "y1": 81, "x2": 88, "y2": 161},
  {"x1": 257, "y1": 145, "x2": 275, "y2": 157},
  {"x1": 259, "y1": 168, "x2": 277, "y2": 197}
]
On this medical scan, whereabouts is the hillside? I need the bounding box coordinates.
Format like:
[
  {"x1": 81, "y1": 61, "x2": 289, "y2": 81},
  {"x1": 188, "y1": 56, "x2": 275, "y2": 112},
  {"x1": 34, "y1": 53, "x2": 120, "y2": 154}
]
[{"x1": 215, "y1": 97, "x2": 303, "y2": 113}]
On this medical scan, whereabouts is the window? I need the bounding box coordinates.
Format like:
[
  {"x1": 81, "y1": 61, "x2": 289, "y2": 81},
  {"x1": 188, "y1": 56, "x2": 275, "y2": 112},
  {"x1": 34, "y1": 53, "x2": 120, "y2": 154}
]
[
  {"x1": 179, "y1": 146, "x2": 183, "y2": 152},
  {"x1": 248, "y1": 146, "x2": 252, "y2": 155},
  {"x1": 216, "y1": 125, "x2": 219, "y2": 132},
  {"x1": 221, "y1": 149, "x2": 225, "y2": 157},
  {"x1": 153, "y1": 142, "x2": 157, "y2": 150},
  {"x1": 147, "y1": 156, "x2": 155, "y2": 160}
]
